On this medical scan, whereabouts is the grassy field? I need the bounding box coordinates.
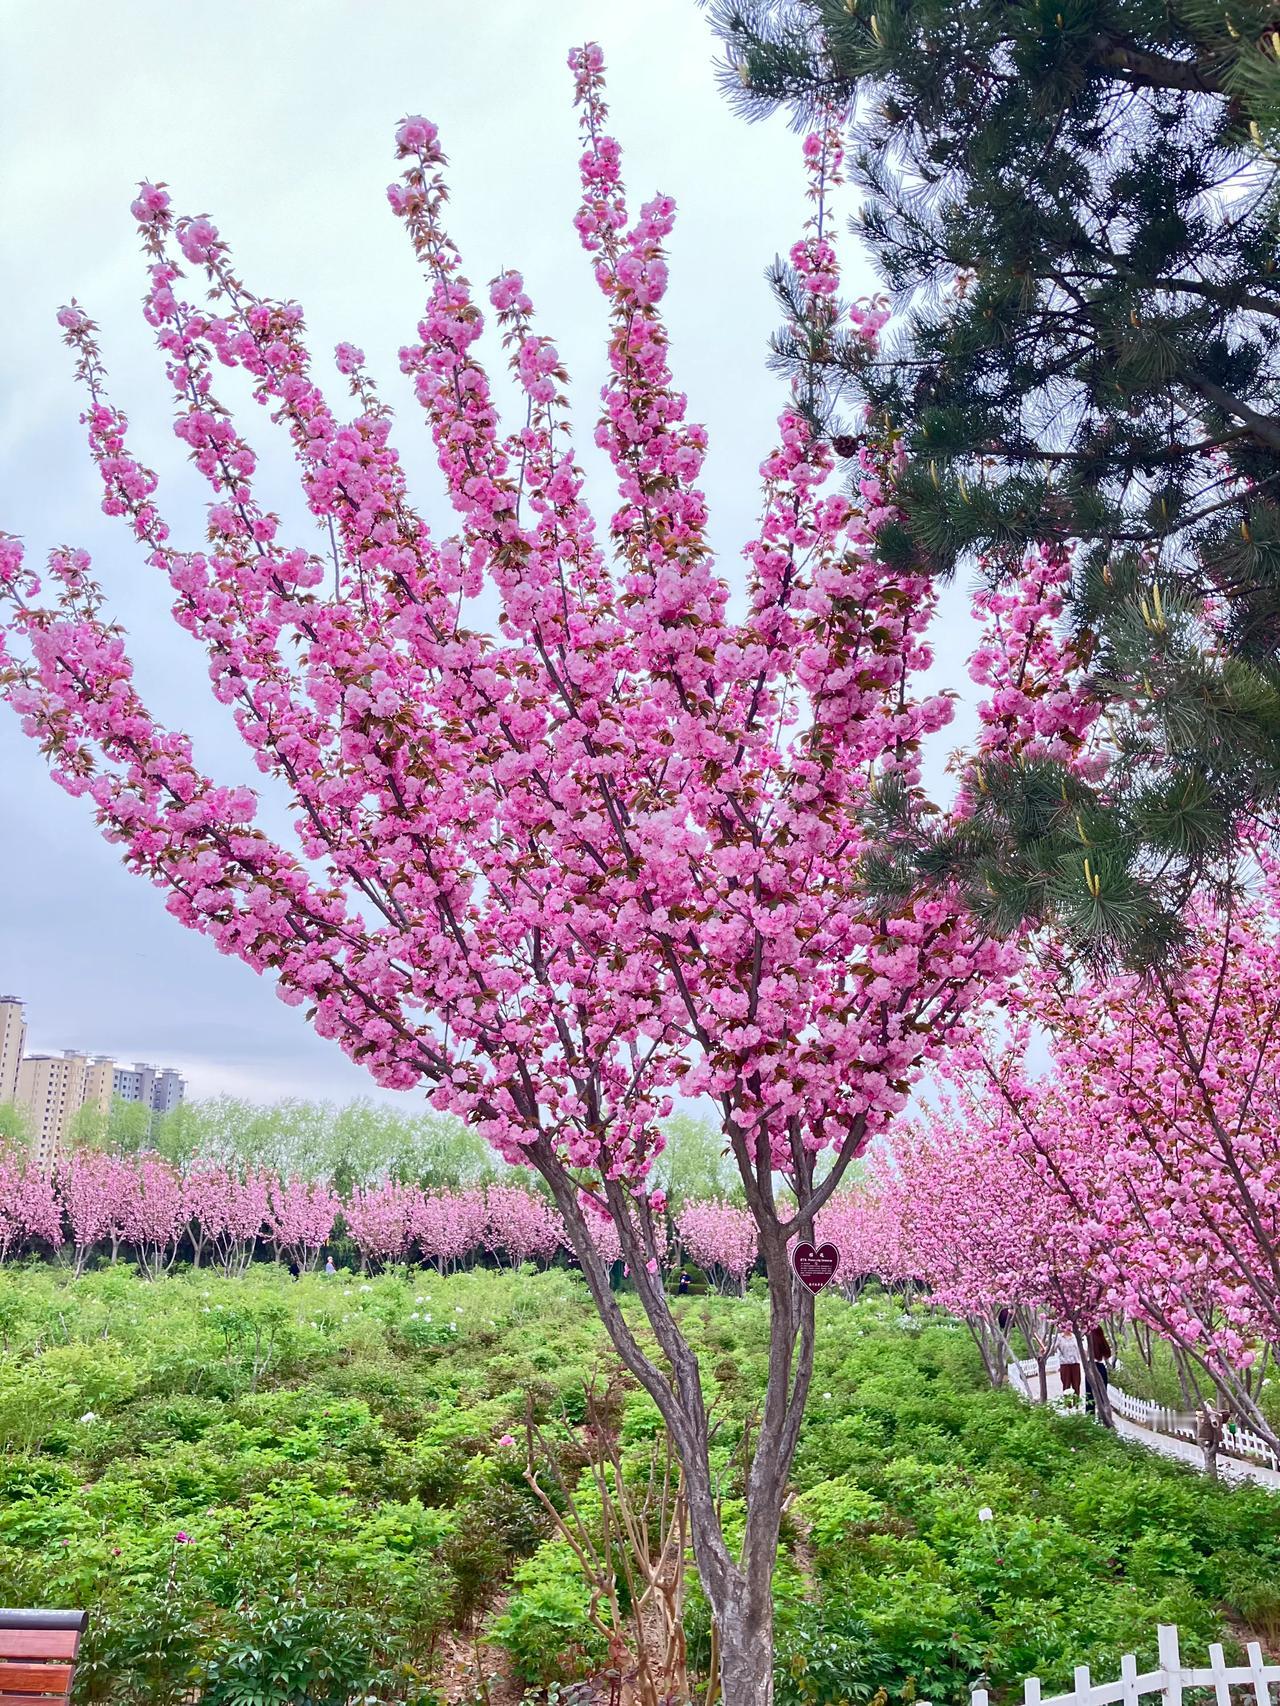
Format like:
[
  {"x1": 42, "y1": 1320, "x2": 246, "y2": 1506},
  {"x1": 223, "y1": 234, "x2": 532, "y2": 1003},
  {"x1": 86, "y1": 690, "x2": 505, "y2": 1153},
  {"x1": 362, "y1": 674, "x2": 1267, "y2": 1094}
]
[{"x1": 0, "y1": 1264, "x2": 1277, "y2": 1704}]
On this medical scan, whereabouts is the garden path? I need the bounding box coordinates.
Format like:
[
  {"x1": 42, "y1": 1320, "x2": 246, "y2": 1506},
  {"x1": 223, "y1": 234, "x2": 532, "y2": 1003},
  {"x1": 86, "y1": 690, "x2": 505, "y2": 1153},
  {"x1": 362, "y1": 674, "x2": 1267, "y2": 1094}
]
[{"x1": 1007, "y1": 1361, "x2": 1280, "y2": 1490}]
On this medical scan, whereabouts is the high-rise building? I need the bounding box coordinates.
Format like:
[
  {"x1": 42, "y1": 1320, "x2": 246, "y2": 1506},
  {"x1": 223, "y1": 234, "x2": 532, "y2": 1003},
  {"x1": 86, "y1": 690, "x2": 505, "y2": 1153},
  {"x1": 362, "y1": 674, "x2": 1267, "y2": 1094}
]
[
  {"x1": 113, "y1": 1062, "x2": 187, "y2": 1118},
  {"x1": 16, "y1": 1049, "x2": 115, "y2": 1170},
  {"x1": 4, "y1": 996, "x2": 189, "y2": 1167},
  {"x1": 0, "y1": 997, "x2": 26, "y2": 1105}
]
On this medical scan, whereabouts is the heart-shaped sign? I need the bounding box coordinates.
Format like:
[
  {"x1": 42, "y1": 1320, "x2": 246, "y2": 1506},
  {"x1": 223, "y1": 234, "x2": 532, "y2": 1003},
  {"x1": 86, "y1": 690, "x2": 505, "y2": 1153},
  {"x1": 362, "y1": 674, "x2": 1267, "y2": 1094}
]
[{"x1": 791, "y1": 1242, "x2": 839, "y2": 1294}]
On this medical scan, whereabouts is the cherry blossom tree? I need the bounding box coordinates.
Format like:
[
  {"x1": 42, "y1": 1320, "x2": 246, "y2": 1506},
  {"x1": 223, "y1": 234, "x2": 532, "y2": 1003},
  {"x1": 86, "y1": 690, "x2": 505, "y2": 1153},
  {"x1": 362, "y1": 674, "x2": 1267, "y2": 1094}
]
[
  {"x1": 884, "y1": 1098, "x2": 1110, "y2": 1403},
  {"x1": 676, "y1": 1199, "x2": 757, "y2": 1294},
  {"x1": 210, "y1": 1168, "x2": 270, "y2": 1276},
  {"x1": 408, "y1": 1185, "x2": 486, "y2": 1272},
  {"x1": 482, "y1": 1183, "x2": 562, "y2": 1269},
  {"x1": 814, "y1": 1188, "x2": 889, "y2": 1304},
  {"x1": 872, "y1": 857, "x2": 1280, "y2": 1442},
  {"x1": 61, "y1": 1150, "x2": 136, "y2": 1273},
  {"x1": 0, "y1": 1148, "x2": 62, "y2": 1262},
  {"x1": 986, "y1": 887, "x2": 1280, "y2": 1446},
  {"x1": 266, "y1": 1174, "x2": 339, "y2": 1271},
  {"x1": 122, "y1": 1152, "x2": 185, "y2": 1277},
  {"x1": 0, "y1": 52, "x2": 1015, "y2": 1698},
  {"x1": 343, "y1": 1180, "x2": 414, "y2": 1270},
  {"x1": 182, "y1": 1162, "x2": 232, "y2": 1268}
]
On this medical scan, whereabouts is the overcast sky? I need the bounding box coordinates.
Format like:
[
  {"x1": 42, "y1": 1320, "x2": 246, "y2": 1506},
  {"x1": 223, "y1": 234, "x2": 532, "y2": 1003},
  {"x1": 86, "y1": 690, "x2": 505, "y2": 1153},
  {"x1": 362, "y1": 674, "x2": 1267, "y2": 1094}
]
[{"x1": 0, "y1": 0, "x2": 979, "y2": 1107}]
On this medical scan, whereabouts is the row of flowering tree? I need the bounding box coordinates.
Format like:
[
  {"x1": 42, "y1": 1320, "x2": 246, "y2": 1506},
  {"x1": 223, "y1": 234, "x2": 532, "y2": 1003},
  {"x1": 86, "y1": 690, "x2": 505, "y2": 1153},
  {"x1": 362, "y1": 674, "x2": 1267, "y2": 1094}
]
[
  {"x1": 0, "y1": 1143, "x2": 780, "y2": 1282},
  {"x1": 818, "y1": 861, "x2": 1280, "y2": 1450},
  {"x1": 1, "y1": 1150, "x2": 566, "y2": 1276}
]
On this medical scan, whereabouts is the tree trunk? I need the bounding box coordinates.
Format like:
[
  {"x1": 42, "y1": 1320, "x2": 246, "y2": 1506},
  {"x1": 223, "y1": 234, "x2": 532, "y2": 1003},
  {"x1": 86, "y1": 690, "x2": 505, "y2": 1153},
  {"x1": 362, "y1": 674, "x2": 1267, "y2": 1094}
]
[
  {"x1": 526, "y1": 1129, "x2": 830, "y2": 1706},
  {"x1": 716, "y1": 1586, "x2": 774, "y2": 1706},
  {"x1": 1172, "y1": 1342, "x2": 1198, "y2": 1409}
]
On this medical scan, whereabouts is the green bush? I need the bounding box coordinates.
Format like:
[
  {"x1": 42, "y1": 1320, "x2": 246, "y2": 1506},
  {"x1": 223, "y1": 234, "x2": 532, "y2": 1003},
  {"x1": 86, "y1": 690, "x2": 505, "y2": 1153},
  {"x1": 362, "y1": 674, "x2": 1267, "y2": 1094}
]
[
  {"x1": 200, "y1": 1596, "x2": 389, "y2": 1706},
  {"x1": 773, "y1": 1601, "x2": 903, "y2": 1706},
  {"x1": 491, "y1": 1541, "x2": 607, "y2": 1687}
]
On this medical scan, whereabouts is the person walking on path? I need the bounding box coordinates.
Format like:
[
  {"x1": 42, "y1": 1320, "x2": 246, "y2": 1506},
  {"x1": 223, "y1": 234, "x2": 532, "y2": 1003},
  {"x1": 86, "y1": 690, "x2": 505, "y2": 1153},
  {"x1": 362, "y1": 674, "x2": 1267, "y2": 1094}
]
[
  {"x1": 1085, "y1": 1324, "x2": 1114, "y2": 1425},
  {"x1": 1056, "y1": 1328, "x2": 1082, "y2": 1403}
]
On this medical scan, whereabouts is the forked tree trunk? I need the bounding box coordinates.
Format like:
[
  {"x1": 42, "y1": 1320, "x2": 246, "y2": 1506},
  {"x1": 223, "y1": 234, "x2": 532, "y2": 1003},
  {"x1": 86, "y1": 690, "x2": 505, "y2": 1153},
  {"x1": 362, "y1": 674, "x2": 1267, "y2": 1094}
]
[{"x1": 532, "y1": 1138, "x2": 829, "y2": 1706}]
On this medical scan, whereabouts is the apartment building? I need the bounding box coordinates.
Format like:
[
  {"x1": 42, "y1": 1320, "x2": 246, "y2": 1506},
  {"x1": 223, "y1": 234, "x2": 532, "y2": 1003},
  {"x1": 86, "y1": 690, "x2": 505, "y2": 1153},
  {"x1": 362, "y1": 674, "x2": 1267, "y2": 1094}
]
[
  {"x1": 113, "y1": 1062, "x2": 186, "y2": 1118},
  {"x1": 16, "y1": 1049, "x2": 115, "y2": 1169},
  {"x1": 0, "y1": 997, "x2": 26, "y2": 1104},
  {"x1": 2, "y1": 997, "x2": 187, "y2": 1167}
]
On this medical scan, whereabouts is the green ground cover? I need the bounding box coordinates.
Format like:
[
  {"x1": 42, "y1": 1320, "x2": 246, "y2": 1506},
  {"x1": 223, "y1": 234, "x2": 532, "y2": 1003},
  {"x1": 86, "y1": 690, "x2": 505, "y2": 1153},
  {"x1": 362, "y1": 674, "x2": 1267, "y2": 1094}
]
[{"x1": 0, "y1": 1266, "x2": 1276, "y2": 1705}]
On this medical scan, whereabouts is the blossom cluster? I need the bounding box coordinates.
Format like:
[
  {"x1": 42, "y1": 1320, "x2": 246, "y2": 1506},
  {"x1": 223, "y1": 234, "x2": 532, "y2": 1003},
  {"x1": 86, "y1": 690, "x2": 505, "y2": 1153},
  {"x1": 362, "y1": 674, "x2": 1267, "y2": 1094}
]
[{"x1": 964, "y1": 543, "x2": 1103, "y2": 781}]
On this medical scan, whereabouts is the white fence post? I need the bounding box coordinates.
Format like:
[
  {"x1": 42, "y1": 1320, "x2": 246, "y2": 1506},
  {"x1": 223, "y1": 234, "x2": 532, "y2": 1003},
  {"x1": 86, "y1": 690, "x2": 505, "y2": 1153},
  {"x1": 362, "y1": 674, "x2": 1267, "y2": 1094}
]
[
  {"x1": 1158, "y1": 1624, "x2": 1182, "y2": 1706},
  {"x1": 1208, "y1": 1642, "x2": 1234, "y2": 1706},
  {"x1": 1247, "y1": 1639, "x2": 1272, "y2": 1706},
  {"x1": 1120, "y1": 1651, "x2": 1140, "y2": 1706}
]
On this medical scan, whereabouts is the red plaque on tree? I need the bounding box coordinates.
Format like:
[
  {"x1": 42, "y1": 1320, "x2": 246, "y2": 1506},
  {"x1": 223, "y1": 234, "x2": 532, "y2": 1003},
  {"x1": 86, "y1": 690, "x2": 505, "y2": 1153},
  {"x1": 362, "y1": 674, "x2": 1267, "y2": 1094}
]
[{"x1": 791, "y1": 1242, "x2": 838, "y2": 1294}]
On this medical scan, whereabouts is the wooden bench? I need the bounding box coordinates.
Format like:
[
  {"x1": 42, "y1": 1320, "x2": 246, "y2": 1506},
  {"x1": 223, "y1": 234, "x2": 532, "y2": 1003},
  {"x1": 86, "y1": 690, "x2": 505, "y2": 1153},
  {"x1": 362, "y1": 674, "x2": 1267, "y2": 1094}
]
[{"x1": 0, "y1": 1612, "x2": 87, "y2": 1705}]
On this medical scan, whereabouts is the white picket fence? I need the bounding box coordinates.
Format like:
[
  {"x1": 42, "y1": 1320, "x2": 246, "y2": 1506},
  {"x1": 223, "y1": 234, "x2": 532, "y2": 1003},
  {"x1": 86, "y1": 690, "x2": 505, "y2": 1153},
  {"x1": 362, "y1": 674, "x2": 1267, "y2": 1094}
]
[
  {"x1": 1106, "y1": 1385, "x2": 1189, "y2": 1436},
  {"x1": 1104, "y1": 1388, "x2": 1280, "y2": 1476},
  {"x1": 972, "y1": 1624, "x2": 1280, "y2": 1706}
]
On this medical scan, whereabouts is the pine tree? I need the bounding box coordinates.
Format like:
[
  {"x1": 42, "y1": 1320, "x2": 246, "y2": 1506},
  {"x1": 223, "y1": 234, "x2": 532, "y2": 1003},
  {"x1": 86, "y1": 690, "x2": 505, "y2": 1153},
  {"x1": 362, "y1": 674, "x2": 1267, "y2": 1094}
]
[{"x1": 710, "y1": 0, "x2": 1280, "y2": 963}]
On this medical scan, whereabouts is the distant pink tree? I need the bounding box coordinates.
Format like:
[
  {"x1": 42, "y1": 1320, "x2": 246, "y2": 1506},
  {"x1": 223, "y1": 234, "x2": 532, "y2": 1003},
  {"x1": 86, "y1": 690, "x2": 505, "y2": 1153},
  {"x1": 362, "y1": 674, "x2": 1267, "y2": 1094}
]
[
  {"x1": 677, "y1": 1200, "x2": 757, "y2": 1294},
  {"x1": 0, "y1": 1149, "x2": 62, "y2": 1261},
  {"x1": 344, "y1": 1181, "x2": 414, "y2": 1270},
  {"x1": 213, "y1": 1168, "x2": 270, "y2": 1275},
  {"x1": 888, "y1": 1113, "x2": 1061, "y2": 1386},
  {"x1": 814, "y1": 1191, "x2": 882, "y2": 1303},
  {"x1": 62, "y1": 1150, "x2": 135, "y2": 1273},
  {"x1": 409, "y1": 1187, "x2": 486, "y2": 1272},
  {"x1": 847, "y1": 1158, "x2": 915, "y2": 1297},
  {"x1": 182, "y1": 1163, "x2": 231, "y2": 1268},
  {"x1": 123, "y1": 1153, "x2": 185, "y2": 1277},
  {"x1": 483, "y1": 1184, "x2": 561, "y2": 1268},
  {"x1": 267, "y1": 1175, "x2": 339, "y2": 1271}
]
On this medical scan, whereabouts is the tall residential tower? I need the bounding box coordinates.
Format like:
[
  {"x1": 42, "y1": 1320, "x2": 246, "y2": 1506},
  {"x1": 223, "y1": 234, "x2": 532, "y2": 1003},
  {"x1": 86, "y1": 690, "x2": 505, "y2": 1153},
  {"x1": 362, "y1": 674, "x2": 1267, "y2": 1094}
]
[
  {"x1": 2, "y1": 996, "x2": 187, "y2": 1168},
  {"x1": 0, "y1": 997, "x2": 26, "y2": 1105}
]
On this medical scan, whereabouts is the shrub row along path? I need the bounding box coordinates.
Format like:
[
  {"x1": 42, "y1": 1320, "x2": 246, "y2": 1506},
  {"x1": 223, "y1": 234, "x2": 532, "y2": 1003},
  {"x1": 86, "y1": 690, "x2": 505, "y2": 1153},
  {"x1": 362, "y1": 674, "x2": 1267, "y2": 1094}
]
[{"x1": 1008, "y1": 1360, "x2": 1280, "y2": 1490}]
